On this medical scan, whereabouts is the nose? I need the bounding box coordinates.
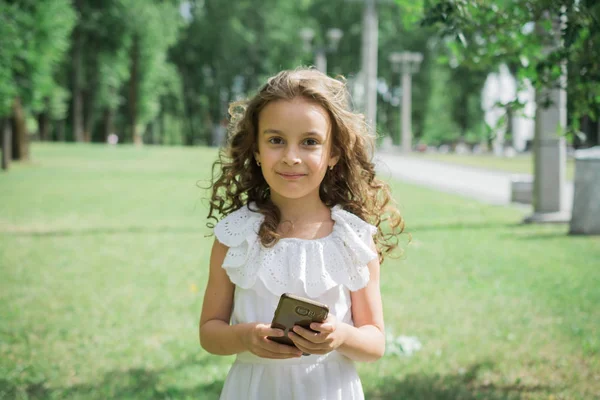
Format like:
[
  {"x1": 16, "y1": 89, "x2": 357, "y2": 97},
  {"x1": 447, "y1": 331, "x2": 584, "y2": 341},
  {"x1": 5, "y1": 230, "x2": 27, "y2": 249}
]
[{"x1": 282, "y1": 145, "x2": 301, "y2": 165}]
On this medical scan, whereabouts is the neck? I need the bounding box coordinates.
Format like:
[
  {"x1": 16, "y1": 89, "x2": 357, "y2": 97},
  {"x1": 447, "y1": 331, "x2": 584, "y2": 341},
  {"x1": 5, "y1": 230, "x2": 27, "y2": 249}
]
[{"x1": 270, "y1": 193, "x2": 330, "y2": 223}]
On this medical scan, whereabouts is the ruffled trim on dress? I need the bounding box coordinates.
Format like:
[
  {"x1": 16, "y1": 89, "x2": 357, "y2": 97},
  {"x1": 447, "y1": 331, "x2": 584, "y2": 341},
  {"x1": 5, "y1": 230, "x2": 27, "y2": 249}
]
[{"x1": 214, "y1": 204, "x2": 378, "y2": 297}]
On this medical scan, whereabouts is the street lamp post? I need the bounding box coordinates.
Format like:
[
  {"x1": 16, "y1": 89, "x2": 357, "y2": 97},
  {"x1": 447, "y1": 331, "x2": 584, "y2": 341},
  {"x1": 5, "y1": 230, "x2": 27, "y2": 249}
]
[
  {"x1": 361, "y1": 0, "x2": 378, "y2": 130},
  {"x1": 300, "y1": 28, "x2": 343, "y2": 75},
  {"x1": 389, "y1": 51, "x2": 423, "y2": 152},
  {"x1": 346, "y1": 0, "x2": 394, "y2": 132}
]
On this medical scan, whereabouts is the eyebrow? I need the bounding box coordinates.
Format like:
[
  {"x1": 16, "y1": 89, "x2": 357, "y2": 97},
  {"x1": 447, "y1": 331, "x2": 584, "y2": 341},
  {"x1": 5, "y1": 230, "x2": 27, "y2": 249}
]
[
  {"x1": 262, "y1": 129, "x2": 284, "y2": 135},
  {"x1": 262, "y1": 129, "x2": 325, "y2": 137}
]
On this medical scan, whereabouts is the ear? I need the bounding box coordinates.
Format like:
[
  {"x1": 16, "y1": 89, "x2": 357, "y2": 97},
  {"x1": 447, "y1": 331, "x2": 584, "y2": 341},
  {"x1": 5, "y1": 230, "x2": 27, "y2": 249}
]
[
  {"x1": 329, "y1": 138, "x2": 341, "y2": 168},
  {"x1": 254, "y1": 152, "x2": 260, "y2": 163},
  {"x1": 329, "y1": 154, "x2": 340, "y2": 169}
]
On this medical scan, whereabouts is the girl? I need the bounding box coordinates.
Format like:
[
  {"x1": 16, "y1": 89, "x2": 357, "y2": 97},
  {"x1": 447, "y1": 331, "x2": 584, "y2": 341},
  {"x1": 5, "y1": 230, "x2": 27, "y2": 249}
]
[{"x1": 200, "y1": 68, "x2": 403, "y2": 399}]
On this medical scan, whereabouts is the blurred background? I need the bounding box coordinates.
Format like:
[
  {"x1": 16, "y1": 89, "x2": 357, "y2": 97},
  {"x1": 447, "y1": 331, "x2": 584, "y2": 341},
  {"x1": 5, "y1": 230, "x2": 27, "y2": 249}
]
[
  {"x1": 1, "y1": 0, "x2": 598, "y2": 154},
  {"x1": 1, "y1": 0, "x2": 599, "y2": 399}
]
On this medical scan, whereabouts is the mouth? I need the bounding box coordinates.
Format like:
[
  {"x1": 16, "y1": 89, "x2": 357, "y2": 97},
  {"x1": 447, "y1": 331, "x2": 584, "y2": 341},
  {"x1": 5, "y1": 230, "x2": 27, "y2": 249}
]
[{"x1": 276, "y1": 172, "x2": 307, "y2": 180}]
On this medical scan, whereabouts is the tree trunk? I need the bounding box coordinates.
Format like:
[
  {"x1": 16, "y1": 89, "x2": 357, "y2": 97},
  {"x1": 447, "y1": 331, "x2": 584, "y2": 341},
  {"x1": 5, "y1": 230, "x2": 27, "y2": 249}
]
[
  {"x1": 577, "y1": 115, "x2": 590, "y2": 149},
  {"x1": 83, "y1": 88, "x2": 96, "y2": 142},
  {"x1": 129, "y1": 34, "x2": 141, "y2": 145},
  {"x1": 180, "y1": 70, "x2": 197, "y2": 146},
  {"x1": 506, "y1": 106, "x2": 514, "y2": 148},
  {"x1": 11, "y1": 97, "x2": 29, "y2": 161},
  {"x1": 589, "y1": 113, "x2": 599, "y2": 146},
  {"x1": 578, "y1": 114, "x2": 599, "y2": 148},
  {"x1": 72, "y1": 10, "x2": 85, "y2": 142},
  {"x1": 147, "y1": 122, "x2": 155, "y2": 145},
  {"x1": 2, "y1": 118, "x2": 11, "y2": 170},
  {"x1": 596, "y1": 118, "x2": 600, "y2": 146},
  {"x1": 56, "y1": 119, "x2": 66, "y2": 142},
  {"x1": 101, "y1": 107, "x2": 114, "y2": 143},
  {"x1": 38, "y1": 98, "x2": 50, "y2": 141},
  {"x1": 159, "y1": 99, "x2": 166, "y2": 145},
  {"x1": 184, "y1": 94, "x2": 196, "y2": 146}
]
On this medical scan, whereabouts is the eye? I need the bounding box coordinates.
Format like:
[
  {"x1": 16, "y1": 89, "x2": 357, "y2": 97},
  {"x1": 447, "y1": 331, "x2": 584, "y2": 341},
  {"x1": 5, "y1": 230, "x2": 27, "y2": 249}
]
[
  {"x1": 303, "y1": 138, "x2": 319, "y2": 146},
  {"x1": 268, "y1": 137, "x2": 284, "y2": 145}
]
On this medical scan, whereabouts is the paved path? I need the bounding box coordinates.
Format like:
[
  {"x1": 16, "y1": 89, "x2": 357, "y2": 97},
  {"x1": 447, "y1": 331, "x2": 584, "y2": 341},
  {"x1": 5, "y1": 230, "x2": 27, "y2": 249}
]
[{"x1": 374, "y1": 151, "x2": 573, "y2": 211}]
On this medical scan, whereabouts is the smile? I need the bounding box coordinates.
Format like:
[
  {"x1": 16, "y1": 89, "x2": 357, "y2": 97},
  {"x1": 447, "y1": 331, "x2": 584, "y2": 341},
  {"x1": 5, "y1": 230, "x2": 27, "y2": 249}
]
[{"x1": 277, "y1": 172, "x2": 307, "y2": 180}]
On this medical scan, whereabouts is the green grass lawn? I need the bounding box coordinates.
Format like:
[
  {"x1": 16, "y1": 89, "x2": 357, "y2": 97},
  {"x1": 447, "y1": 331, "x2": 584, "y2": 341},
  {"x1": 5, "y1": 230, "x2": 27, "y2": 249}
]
[
  {"x1": 411, "y1": 153, "x2": 576, "y2": 181},
  {"x1": 1, "y1": 143, "x2": 598, "y2": 400}
]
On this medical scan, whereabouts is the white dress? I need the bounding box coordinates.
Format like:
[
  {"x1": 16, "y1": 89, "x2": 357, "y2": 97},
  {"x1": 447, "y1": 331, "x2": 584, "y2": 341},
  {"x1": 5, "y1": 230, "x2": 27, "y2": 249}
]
[{"x1": 214, "y1": 204, "x2": 378, "y2": 400}]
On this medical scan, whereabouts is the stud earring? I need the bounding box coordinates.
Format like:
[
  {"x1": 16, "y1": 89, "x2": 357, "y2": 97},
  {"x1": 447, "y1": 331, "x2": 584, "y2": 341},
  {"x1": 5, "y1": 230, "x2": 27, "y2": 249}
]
[
  {"x1": 256, "y1": 160, "x2": 261, "y2": 166},
  {"x1": 329, "y1": 165, "x2": 334, "y2": 171}
]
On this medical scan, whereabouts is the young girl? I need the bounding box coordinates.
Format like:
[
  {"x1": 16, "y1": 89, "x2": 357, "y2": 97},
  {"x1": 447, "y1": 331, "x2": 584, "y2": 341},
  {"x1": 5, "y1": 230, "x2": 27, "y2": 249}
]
[{"x1": 200, "y1": 68, "x2": 403, "y2": 399}]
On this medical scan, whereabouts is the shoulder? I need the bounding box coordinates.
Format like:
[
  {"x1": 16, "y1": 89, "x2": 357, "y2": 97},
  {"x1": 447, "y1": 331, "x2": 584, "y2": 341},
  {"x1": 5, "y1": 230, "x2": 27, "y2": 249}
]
[
  {"x1": 214, "y1": 203, "x2": 264, "y2": 247},
  {"x1": 331, "y1": 205, "x2": 378, "y2": 239},
  {"x1": 329, "y1": 205, "x2": 378, "y2": 271}
]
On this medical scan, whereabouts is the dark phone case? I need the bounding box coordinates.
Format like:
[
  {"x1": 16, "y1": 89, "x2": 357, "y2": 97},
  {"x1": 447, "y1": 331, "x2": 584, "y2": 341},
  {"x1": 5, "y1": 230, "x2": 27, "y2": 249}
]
[{"x1": 267, "y1": 293, "x2": 329, "y2": 347}]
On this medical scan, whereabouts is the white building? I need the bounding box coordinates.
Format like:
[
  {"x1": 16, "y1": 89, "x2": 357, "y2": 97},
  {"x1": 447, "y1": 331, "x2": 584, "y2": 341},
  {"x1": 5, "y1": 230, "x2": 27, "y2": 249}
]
[{"x1": 481, "y1": 64, "x2": 535, "y2": 153}]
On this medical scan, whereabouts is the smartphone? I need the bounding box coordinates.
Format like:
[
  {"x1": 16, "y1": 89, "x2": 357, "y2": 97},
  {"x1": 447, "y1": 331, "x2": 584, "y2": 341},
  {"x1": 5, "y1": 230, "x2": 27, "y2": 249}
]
[{"x1": 267, "y1": 293, "x2": 329, "y2": 347}]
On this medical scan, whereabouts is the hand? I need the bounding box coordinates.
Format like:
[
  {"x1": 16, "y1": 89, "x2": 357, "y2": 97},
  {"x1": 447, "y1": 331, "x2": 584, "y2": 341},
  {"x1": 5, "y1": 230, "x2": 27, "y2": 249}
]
[
  {"x1": 288, "y1": 314, "x2": 347, "y2": 355},
  {"x1": 239, "y1": 323, "x2": 303, "y2": 359}
]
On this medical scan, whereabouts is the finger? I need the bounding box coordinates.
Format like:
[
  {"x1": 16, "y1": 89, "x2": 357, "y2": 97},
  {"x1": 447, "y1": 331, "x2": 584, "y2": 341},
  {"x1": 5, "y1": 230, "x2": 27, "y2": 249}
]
[
  {"x1": 261, "y1": 338, "x2": 303, "y2": 356},
  {"x1": 309, "y1": 322, "x2": 335, "y2": 333},
  {"x1": 292, "y1": 325, "x2": 325, "y2": 343},
  {"x1": 256, "y1": 348, "x2": 302, "y2": 359},
  {"x1": 257, "y1": 325, "x2": 286, "y2": 338},
  {"x1": 292, "y1": 342, "x2": 313, "y2": 355},
  {"x1": 290, "y1": 337, "x2": 328, "y2": 356},
  {"x1": 288, "y1": 332, "x2": 320, "y2": 351}
]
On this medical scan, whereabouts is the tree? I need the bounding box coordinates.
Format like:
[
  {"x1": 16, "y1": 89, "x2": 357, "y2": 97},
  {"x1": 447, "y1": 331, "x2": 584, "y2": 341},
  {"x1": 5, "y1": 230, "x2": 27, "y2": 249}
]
[
  {"x1": 421, "y1": 0, "x2": 600, "y2": 146},
  {"x1": 170, "y1": 0, "x2": 308, "y2": 146},
  {"x1": 120, "y1": 0, "x2": 181, "y2": 145},
  {"x1": 0, "y1": 0, "x2": 75, "y2": 168}
]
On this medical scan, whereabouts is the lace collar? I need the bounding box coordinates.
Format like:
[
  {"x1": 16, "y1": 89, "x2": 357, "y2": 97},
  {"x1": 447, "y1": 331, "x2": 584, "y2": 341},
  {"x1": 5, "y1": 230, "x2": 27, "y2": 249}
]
[{"x1": 214, "y1": 204, "x2": 378, "y2": 296}]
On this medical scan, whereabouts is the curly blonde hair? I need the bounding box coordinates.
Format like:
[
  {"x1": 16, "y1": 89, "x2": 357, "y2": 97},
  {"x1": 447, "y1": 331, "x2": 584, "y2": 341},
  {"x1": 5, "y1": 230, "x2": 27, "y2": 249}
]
[{"x1": 207, "y1": 68, "x2": 404, "y2": 263}]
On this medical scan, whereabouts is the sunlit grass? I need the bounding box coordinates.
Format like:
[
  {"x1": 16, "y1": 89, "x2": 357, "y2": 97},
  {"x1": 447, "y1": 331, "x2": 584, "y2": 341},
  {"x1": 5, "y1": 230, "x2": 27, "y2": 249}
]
[{"x1": 1, "y1": 142, "x2": 598, "y2": 399}]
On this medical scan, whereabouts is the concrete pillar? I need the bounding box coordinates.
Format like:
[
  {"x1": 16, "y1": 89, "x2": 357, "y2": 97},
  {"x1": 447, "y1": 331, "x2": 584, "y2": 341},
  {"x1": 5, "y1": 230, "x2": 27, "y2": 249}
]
[
  {"x1": 536, "y1": 78, "x2": 567, "y2": 213},
  {"x1": 523, "y1": 13, "x2": 570, "y2": 223},
  {"x1": 569, "y1": 147, "x2": 600, "y2": 235},
  {"x1": 315, "y1": 49, "x2": 327, "y2": 74},
  {"x1": 523, "y1": 82, "x2": 570, "y2": 223},
  {"x1": 401, "y1": 71, "x2": 412, "y2": 153},
  {"x1": 389, "y1": 51, "x2": 422, "y2": 152},
  {"x1": 361, "y1": 0, "x2": 378, "y2": 129}
]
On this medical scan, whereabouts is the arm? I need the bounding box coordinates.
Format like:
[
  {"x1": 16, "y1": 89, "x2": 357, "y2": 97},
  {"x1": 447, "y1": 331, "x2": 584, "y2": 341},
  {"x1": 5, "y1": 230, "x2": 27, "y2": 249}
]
[
  {"x1": 288, "y1": 253, "x2": 386, "y2": 362},
  {"x1": 198, "y1": 239, "x2": 244, "y2": 355},
  {"x1": 337, "y1": 256, "x2": 386, "y2": 362},
  {"x1": 199, "y1": 239, "x2": 303, "y2": 358}
]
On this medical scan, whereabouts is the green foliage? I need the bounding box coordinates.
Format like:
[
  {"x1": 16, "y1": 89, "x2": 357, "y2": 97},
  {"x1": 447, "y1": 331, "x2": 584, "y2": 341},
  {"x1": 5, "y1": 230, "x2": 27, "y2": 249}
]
[
  {"x1": 463, "y1": 121, "x2": 488, "y2": 146},
  {"x1": 124, "y1": 0, "x2": 182, "y2": 127},
  {"x1": 0, "y1": 3, "x2": 20, "y2": 115},
  {"x1": 95, "y1": 49, "x2": 131, "y2": 112},
  {"x1": 0, "y1": 0, "x2": 487, "y2": 147},
  {"x1": 170, "y1": 0, "x2": 310, "y2": 144},
  {"x1": 0, "y1": 0, "x2": 76, "y2": 117},
  {"x1": 422, "y1": 0, "x2": 600, "y2": 129},
  {"x1": 80, "y1": 0, "x2": 133, "y2": 113},
  {"x1": 11, "y1": 0, "x2": 588, "y2": 148},
  {"x1": 46, "y1": 85, "x2": 70, "y2": 120},
  {"x1": 422, "y1": 61, "x2": 460, "y2": 145}
]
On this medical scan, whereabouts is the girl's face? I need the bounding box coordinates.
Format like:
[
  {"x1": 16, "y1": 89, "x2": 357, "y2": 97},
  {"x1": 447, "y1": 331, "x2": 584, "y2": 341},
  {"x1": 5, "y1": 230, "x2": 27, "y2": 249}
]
[{"x1": 255, "y1": 97, "x2": 339, "y2": 204}]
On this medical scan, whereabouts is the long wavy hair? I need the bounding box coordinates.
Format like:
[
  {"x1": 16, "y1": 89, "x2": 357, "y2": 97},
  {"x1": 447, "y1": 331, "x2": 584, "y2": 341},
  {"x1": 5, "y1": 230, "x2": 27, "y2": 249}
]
[{"x1": 207, "y1": 68, "x2": 404, "y2": 263}]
